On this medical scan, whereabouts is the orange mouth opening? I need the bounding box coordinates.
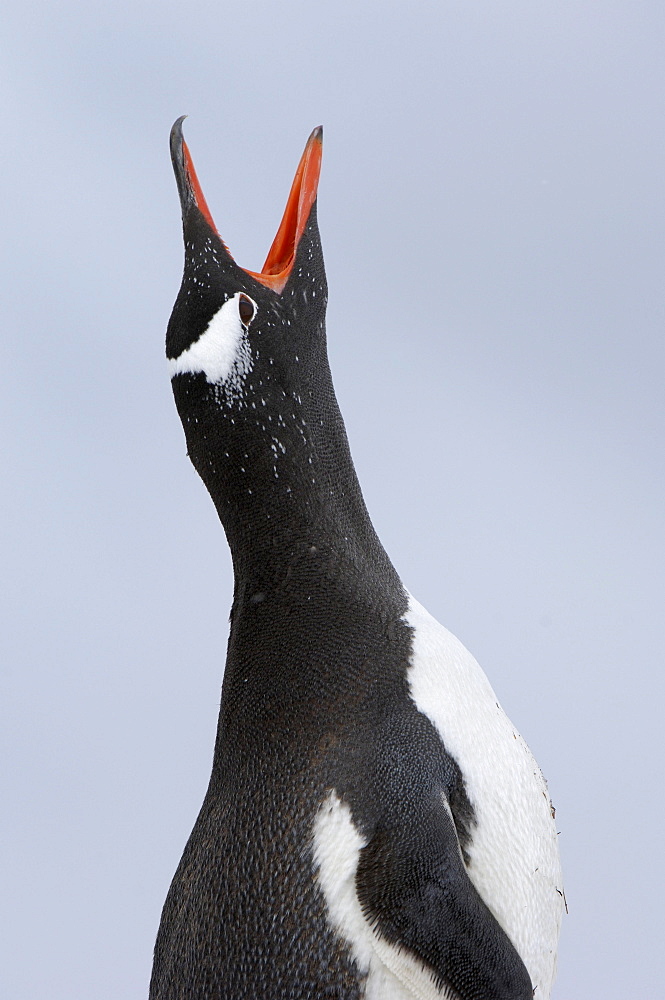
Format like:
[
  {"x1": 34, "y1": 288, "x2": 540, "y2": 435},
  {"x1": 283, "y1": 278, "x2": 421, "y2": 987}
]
[{"x1": 182, "y1": 127, "x2": 323, "y2": 295}]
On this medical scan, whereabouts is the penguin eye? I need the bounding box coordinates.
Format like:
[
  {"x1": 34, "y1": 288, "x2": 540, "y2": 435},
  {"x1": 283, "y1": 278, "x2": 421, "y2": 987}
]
[{"x1": 238, "y1": 294, "x2": 255, "y2": 326}]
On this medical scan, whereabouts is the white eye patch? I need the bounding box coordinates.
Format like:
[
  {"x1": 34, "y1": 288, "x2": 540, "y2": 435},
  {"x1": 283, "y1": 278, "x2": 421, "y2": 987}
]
[{"x1": 168, "y1": 292, "x2": 258, "y2": 385}]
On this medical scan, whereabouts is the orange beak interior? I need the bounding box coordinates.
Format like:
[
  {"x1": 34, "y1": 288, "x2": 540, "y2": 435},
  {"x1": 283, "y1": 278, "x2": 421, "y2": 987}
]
[{"x1": 182, "y1": 128, "x2": 323, "y2": 295}]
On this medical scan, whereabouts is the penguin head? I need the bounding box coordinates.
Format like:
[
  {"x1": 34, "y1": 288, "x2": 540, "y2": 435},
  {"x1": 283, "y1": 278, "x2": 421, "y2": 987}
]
[
  {"x1": 166, "y1": 120, "x2": 347, "y2": 535},
  {"x1": 167, "y1": 117, "x2": 326, "y2": 378}
]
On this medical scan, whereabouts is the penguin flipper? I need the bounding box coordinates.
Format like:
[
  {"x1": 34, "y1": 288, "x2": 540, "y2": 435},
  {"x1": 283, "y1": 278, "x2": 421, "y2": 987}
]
[{"x1": 355, "y1": 803, "x2": 533, "y2": 1000}]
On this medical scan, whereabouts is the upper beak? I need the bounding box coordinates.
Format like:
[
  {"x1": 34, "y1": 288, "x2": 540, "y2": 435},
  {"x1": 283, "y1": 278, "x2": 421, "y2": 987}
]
[{"x1": 170, "y1": 118, "x2": 323, "y2": 294}]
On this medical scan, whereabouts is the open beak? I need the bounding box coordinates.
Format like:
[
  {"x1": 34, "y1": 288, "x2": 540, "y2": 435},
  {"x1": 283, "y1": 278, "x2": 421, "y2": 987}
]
[{"x1": 170, "y1": 118, "x2": 323, "y2": 294}]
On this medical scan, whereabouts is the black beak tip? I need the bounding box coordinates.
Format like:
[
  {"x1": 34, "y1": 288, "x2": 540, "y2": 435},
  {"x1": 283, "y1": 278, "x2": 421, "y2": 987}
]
[
  {"x1": 170, "y1": 116, "x2": 190, "y2": 203},
  {"x1": 171, "y1": 115, "x2": 188, "y2": 139}
]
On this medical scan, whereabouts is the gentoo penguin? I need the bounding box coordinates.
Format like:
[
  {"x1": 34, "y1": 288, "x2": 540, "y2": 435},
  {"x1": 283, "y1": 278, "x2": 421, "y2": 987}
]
[{"x1": 150, "y1": 119, "x2": 563, "y2": 1000}]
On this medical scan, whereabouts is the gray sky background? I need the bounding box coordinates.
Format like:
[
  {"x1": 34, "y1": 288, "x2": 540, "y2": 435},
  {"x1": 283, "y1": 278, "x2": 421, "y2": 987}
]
[{"x1": 2, "y1": 3, "x2": 663, "y2": 997}]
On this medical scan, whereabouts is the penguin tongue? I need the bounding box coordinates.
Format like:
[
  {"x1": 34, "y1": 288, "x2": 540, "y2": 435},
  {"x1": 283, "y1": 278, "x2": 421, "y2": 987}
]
[{"x1": 182, "y1": 126, "x2": 323, "y2": 294}]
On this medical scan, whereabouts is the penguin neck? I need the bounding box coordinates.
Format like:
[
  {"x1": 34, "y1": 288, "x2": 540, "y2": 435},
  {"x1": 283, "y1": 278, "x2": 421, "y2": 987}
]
[
  {"x1": 205, "y1": 407, "x2": 404, "y2": 759},
  {"x1": 177, "y1": 372, "x2": 407, "y2": 761},
  {"x1": 219, "y1": 427, "x2": 390, "y2": 594},
  {"x1": 179, "y1": 378, "x2": 396, "y2": 600}
]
